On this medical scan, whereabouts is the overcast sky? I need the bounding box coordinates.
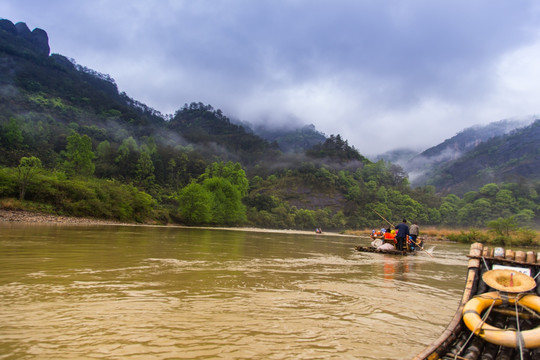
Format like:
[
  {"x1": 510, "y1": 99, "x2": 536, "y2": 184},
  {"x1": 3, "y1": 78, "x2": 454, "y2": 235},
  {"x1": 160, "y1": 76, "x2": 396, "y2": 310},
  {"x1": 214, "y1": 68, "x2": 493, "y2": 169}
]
[{"x1": 2, "y1": 1, "x2": 540, "y2": 155}]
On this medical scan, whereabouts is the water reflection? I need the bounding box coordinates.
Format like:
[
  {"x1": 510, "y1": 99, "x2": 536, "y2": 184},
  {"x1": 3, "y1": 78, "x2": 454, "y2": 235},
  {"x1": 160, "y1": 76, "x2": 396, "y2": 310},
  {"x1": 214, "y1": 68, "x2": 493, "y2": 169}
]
[{"x1": 0, "y1": 223, "x2": 470, "y2": 359}]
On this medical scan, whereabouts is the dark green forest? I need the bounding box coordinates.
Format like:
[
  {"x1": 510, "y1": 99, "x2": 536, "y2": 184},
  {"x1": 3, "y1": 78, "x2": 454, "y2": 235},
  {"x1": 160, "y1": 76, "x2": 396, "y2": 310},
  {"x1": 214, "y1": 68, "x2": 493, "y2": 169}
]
[{"x1": 1, "y1": 18, "x2": 540, "y2": 233}]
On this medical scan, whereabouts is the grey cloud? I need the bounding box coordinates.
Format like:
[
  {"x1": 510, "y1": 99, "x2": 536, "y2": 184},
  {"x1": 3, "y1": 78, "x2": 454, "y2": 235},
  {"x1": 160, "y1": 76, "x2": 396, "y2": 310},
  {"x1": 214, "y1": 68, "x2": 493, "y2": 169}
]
[{"x1": 2, "y1": 0, "x2": 540, "y2": 155}]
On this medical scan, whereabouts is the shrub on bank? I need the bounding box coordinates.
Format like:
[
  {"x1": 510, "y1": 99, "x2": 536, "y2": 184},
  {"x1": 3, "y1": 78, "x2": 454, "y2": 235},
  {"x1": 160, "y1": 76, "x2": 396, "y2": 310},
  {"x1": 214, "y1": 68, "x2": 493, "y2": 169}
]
[
  {"x1": 441, "y1": 227, "x2": 538, "y2": 247},
  {"x1": 446, "y1": 229, "x2": 489, "y2": 244},
  {"x1": 0, "y1": 167, "x2": 156, "y2": 222}
]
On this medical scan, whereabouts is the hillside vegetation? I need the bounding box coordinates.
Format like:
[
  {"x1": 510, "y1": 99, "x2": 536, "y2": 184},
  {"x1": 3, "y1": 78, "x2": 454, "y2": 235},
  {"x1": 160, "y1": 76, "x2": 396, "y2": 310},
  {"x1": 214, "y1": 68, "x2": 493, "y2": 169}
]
[
  {"x1": 405, "y1": 118, "x2": 539, "y2": 194},
  {"x1": 1, "y1": 18, "x2": 540, "y2": 243}
]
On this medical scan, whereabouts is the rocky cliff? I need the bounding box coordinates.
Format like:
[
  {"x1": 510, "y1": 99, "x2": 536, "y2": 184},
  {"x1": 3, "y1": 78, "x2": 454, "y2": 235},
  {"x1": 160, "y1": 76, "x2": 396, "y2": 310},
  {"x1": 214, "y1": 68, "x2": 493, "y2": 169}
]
[{"x1": 0, "y1": 18, "x2": 49, "y2": 56}]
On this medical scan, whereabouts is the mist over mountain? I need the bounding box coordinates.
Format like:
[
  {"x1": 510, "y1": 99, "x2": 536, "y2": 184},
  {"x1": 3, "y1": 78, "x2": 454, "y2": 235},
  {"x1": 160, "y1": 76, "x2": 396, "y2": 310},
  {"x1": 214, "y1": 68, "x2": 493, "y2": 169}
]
[
  {"x1": 250, "y1": 123, "x2": 326, "y2": 153},
  {"x1": 419, "y1": 119, "x2": 540, "y2": 195},
  {"x1": 372, "y1": 148, "x2": 421, "y2": 168},
  {"x1": 0, "y1": 18, "x2": 319, "y2": 166},
  {"x1": 2, "y1": 17, "x2": 540, "y2": 230},
  {"x1": 385, "y1": 118, "x2": 537, "y2": 188}
]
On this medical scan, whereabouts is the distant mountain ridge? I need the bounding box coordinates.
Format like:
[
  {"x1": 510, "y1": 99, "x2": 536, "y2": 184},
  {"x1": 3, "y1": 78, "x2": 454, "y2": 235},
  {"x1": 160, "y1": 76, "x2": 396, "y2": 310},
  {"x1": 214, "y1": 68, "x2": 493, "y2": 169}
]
[
  {"x1": 422, "y1": 119, "x2": 540, "y2": 194},
  {"x1": 251, "y1": 123, "x2": 326, "y2": 153},
  {"x1": 374, "y1": 116, "x2": 540, "y2": 194},
  {"x1": 0, "y1": 17, "x2": 341, "y2": 170},
  {"x1": 419, "y1": 118, "x2": 534, "y2": 159}
]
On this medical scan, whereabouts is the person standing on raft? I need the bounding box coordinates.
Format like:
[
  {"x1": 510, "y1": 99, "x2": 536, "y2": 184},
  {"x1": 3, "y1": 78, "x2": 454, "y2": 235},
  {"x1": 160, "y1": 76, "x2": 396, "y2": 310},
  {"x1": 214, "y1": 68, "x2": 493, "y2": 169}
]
[
  {"x1": 409, "y1": 221, "x2": 420, "y2": 247},
  {"x1": 395, "y1": 219, "x2": 409, "y2": 251}
]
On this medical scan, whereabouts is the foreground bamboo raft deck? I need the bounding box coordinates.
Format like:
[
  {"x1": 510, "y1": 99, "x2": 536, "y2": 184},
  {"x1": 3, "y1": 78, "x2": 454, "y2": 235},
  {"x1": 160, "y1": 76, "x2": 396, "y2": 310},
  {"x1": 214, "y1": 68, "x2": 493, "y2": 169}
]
[{"x1": 414, "y1": 243, "x2": 540, "y2": 360}]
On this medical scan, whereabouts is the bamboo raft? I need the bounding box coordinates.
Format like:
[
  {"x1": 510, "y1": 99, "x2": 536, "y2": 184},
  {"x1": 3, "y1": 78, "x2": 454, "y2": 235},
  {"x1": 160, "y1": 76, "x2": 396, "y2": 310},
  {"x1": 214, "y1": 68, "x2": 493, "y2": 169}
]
[
  {"x1": 414, "y1": 242, "x2": 540, "y2": 360},
  {"x1": 355, "y1": 245, "x2": 414, "y2": 256}
]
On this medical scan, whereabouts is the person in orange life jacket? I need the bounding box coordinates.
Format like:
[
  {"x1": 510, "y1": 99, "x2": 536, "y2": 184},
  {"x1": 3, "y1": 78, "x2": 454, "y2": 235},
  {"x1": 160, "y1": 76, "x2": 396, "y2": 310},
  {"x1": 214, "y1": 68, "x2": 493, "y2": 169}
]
[
  {"x1": 383, "y1": 228, "x2": 396, "y2": 244},
  {"x1": 395, "y1": 219, "x2": 409, "y2": 251}
]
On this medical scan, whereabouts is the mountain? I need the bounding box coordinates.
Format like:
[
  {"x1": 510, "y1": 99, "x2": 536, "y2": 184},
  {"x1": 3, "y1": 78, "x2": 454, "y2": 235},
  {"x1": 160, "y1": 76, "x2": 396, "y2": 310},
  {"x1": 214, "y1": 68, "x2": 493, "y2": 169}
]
[
  {"x1": 421, "y1": 120, "x2": 540, "y2": 195},
  {"x1": 251, "y1": 123, "x2": 326, "y2": 153},
  {"x1": 168, "y1": 102, "x2": 279, "y2": 165},
  {"x1": 0, "y1": 17, "x2": 366, "y2": 176},
  {"x1": 405, "y1": 118, "x2": 537, "y2": 188},
  {"x1": 0, "y1": 19, "x2": 280, "y2": 168}
]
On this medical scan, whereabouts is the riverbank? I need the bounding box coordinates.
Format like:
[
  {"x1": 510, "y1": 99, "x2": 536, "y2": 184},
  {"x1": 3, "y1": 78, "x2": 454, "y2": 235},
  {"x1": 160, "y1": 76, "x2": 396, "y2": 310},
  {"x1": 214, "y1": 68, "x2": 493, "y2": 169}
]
[
  {"x1": 0, "y1": 209, "x2": 132, "y2": 226},
  {"x1": 0, "y1": 209, "x2": 358, "y2": 237}
]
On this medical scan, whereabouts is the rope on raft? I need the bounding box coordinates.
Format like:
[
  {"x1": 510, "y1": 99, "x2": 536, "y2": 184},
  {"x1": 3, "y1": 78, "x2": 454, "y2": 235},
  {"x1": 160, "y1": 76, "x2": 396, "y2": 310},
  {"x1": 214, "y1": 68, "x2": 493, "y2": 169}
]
[
  {"x1": 515, "y1": 299, "x2": 524, "y2": 360},
  {"x1": 453, "y1": 299, "x2": 496, "y2": 360},
  {"x1": 481, "y1": 256, "x2": 489, "y2": 271},
  {"x1": 453, "y1": 292, "x2": 540, "y2": 360},
  {"x1": 449, "y1": 250, "x2": 540, "y2": 360}
]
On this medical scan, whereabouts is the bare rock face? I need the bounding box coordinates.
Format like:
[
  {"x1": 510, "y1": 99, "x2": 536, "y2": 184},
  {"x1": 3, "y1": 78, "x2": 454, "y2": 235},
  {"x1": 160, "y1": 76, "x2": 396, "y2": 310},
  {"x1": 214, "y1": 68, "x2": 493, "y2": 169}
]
[
  {"x1": 15, "y1": 22, "x2": 32, "y2": 38},
  {"x1": 0, "y1": 19, "x2": 17, "y2": 35},
  {"x1": 30, "y1": 28, "x2": 50, "y2": 56},
  {"x1": 0, "y1": 19, "x2": 50, "y2": 56}
]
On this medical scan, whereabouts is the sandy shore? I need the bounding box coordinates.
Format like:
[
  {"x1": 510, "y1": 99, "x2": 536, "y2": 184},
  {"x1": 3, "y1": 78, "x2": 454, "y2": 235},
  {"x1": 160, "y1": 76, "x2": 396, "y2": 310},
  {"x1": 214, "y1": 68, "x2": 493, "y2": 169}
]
[
  {"x1": 0, "y1": 209, "x2": 129, "y2": 225},
  {"x1": 0, "y1": 209, "x2": 361, "y2": 237}
]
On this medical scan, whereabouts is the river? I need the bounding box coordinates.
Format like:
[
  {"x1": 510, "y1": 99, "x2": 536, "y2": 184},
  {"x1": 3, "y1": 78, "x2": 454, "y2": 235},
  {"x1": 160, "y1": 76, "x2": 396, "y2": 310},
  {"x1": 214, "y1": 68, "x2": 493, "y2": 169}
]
[{"x1": 0, "y1": 223, "x2": 471, "y2": 359}]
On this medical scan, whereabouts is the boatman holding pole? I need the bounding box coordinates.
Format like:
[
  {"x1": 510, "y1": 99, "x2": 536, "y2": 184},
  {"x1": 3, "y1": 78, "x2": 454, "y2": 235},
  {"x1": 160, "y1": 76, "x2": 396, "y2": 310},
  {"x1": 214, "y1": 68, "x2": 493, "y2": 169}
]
[
  {"x1": 409, "y1": 221, "x2": 420, "y2": 247},
  {"x1": 395, "y1": 219, "x2": 409, "y2": 251}
]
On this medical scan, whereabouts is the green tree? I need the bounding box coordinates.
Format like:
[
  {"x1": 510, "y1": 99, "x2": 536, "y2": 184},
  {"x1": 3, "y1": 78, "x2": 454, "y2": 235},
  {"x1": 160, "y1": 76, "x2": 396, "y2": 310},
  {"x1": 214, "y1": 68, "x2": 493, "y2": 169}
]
[
  {"x1": 203, "y1": 177, "x2": 246, "y2": 225},
  {"x1": 1, "y1": 118, "x2": 24, "y2": 148},
  {"x1": 463, "y1": 191, "x2": 478, "y2": 203},
  {"x1": 469, "y1": 199, "x2": 493, "y2": 226},
  {"x1": 479, "y1": 183, "x2": 499, "y2": 197},
  {"x1": 456, "y1": 203, "x2": 474, "y2": 226},
  {"x1": 200, "y1": 161, "x2": 249, "y2": 197},
  {"x1": 427, "y1": 207, "x2": 442, "y2": 224},
  {"x1": 115, "y1": 137, "x2": 139, "y2": 180},
  {"x1": 17, "y1": 156, "x2": 42, "y2": 200},
  {"x1": 487, "y1": 216, "x2": 518, "y2": 238},
  {"x1": 493, "y1": 189, "x2": 517, "y2": 218},
  {"x1": 514, "y1": 209, "x2": 535, "y2": 226},
  {"x1": 63, "y1": 132, "x2": 95, "y2": 177},
  {"x1": 295, "y1": 209, "x2": 316, "y2": 229},
  {"x1": 439, "y1": 194, "x2": 462, "y2": 225},
  {"x1": 376, "y1": 186, "x2": 388, "y2": 202},
  {"x1": 177, "y1": 182, "x2": 213, "y2": 224},
  {"x1": 95, "y1": 140, "x2": 116, "y2": 178},
  {"x1": 331, "y1": 210, "x2": 347, "y2": 229},
  {"x1": 135, "y1": 151, "x2": 156, "y2": 191}
]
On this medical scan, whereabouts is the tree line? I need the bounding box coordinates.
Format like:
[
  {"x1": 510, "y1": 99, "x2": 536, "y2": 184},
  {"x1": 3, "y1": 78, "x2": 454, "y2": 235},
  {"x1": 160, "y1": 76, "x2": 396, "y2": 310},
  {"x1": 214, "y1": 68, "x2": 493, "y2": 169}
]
[{"x1": 2, "y1": 123, "x2": 539, "y2": 232}]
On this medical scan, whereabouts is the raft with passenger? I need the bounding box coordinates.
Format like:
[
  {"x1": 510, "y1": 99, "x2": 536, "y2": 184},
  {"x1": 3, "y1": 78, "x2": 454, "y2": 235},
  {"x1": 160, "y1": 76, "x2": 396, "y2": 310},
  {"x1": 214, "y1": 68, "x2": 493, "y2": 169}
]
[
  {"x1": 356, "y1": 232, "x2": 423, "y2": 256},
  {"x1": 355, "y1": 245, "x2": 414, "y2": 256},
  {"x1": 414, "y1": 242, "x2": 540, "y2": 360},
  {"x1": 370, "y1": 229, "x2": 385, "y2": 240}
]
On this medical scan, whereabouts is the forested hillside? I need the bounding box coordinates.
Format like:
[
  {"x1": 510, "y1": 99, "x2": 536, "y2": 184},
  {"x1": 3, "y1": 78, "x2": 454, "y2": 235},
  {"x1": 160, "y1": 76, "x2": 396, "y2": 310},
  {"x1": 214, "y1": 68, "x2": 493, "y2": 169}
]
[
  {"x1": 423, "y1": 120, "x2": 540, "y2": 195},
  {"x1": 251, "y1": 124, "x2": 326, "y2": 153},
  {"x1": 406, "y1": 118, "x2": 537, "y2": 190},
  {"x1": 1, "y1": 18, "x2": 540, "y2": 234}
]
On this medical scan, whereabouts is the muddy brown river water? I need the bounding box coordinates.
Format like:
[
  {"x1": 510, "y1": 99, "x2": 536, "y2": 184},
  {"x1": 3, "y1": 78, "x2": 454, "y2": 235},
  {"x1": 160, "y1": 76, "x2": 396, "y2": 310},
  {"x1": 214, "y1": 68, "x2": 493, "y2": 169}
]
[{"x1": 0, "y1": 223, "x2": 470, "y2": 359}]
